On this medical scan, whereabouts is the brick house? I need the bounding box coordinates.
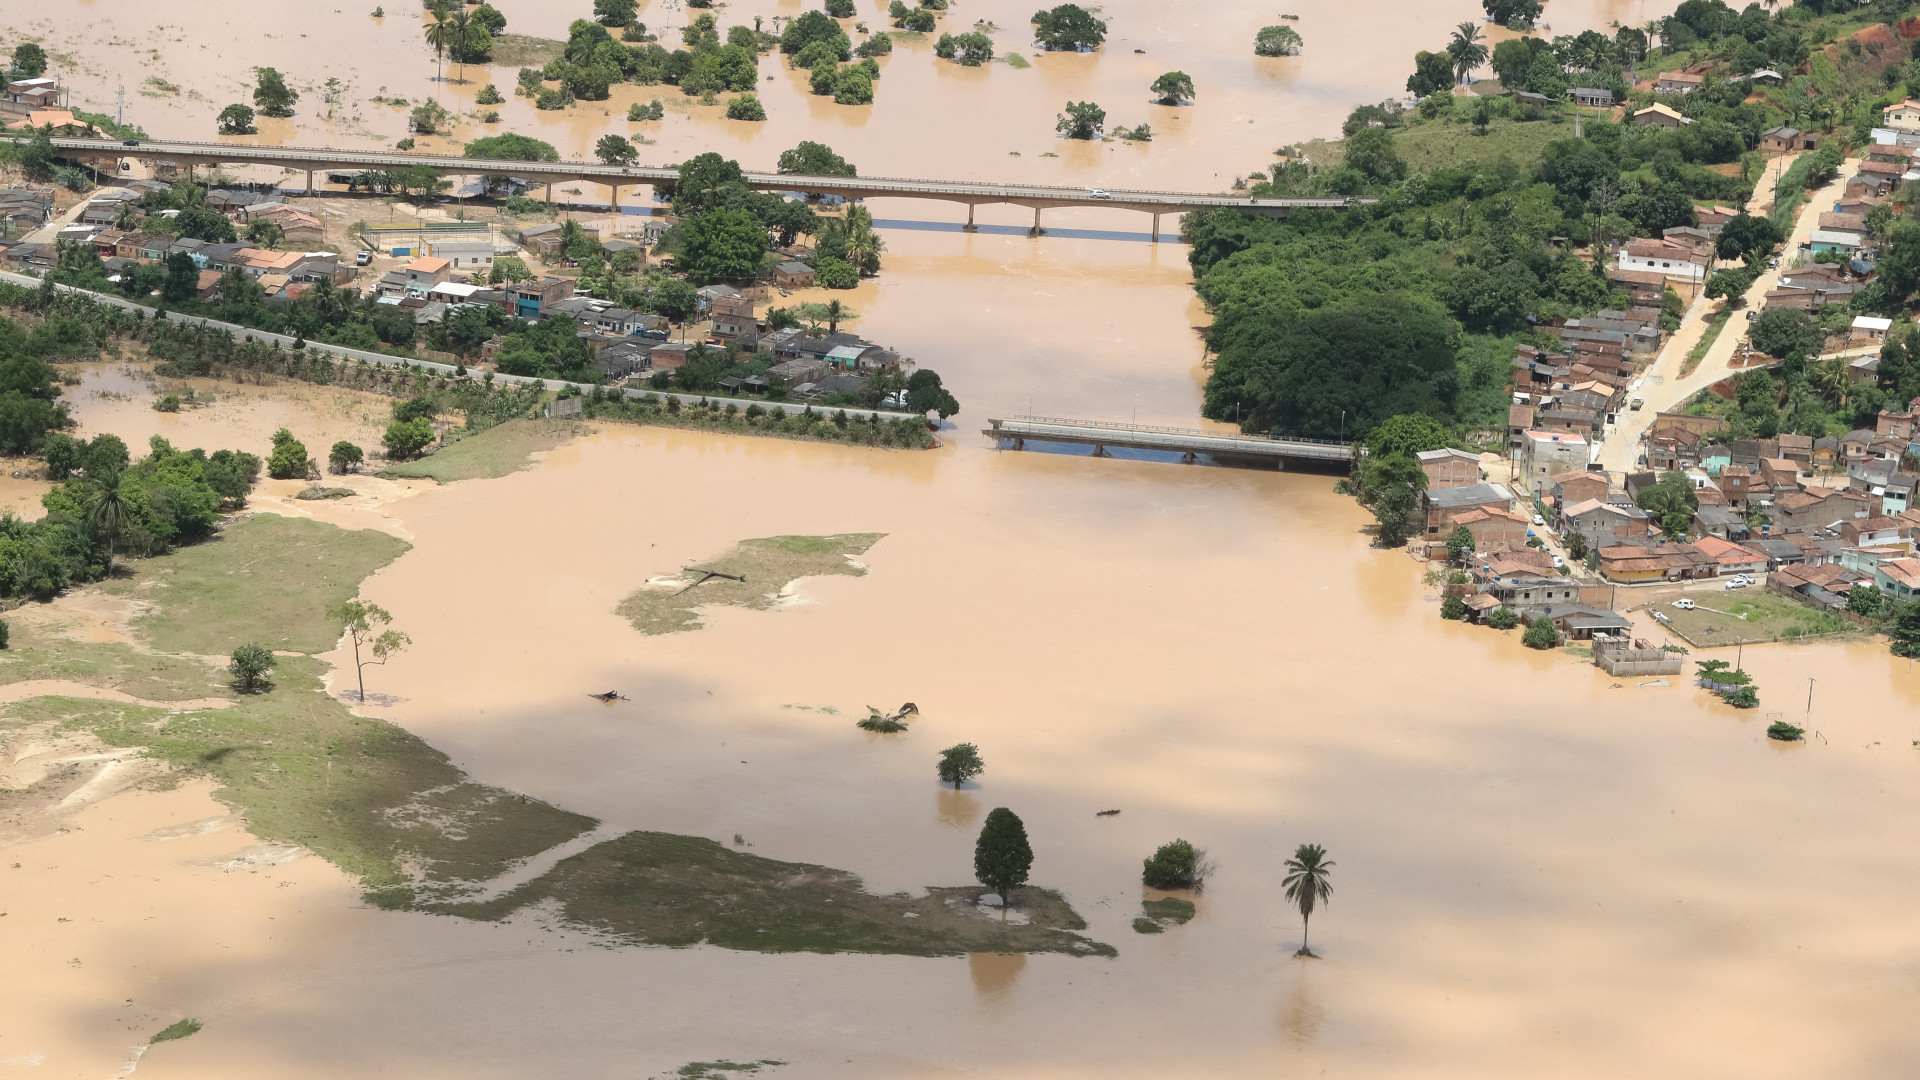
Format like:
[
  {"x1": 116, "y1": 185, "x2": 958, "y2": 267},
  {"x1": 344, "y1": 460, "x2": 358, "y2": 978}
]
[
  {"x1": 1561, "y1": 499, "x2": 1651, "y2": 547},
  {"x1": 709, "y1": 293, "x2": 758, "y2": 347},
  {"x1": 1449, "y1": 505, "x2": 1530, "y2": 550},
  {"x1": 1424, "y1": 483, "x2": 1516, "y2": 538},
  {"x1": 1416, "y1": 447, "x2": 1482, "y2": 490},
  {"x1": 1551, "y1": 469, "x2": 1611, "y2": 510},
  {"x1": 773, "y1": 261, "x2": 814, "y2": 288}
]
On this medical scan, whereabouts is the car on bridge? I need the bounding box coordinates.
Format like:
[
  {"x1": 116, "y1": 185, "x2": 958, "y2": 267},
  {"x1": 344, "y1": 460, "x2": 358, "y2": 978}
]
[{"x1": 1089, "y1": 189, "x2": 1112, "y2": 199}]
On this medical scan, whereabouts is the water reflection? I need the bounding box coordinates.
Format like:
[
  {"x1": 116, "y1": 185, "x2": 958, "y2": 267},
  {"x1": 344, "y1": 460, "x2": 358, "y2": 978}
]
[
  {"x1": 968, "y1": 951, "x2": 1027, "y2": 1000},
  {"x1": 935, "y1": 787, "x2": 980, "y2": 830},
  {"x1": 1278, "y1": 962, "x2": 1326, "y2": 1050}
]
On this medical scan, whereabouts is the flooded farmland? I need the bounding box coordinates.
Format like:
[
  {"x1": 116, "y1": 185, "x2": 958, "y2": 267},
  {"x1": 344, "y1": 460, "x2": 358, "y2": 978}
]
[{"x1": 9, "y1": 0, "x2": 1920, "y2": 1077}]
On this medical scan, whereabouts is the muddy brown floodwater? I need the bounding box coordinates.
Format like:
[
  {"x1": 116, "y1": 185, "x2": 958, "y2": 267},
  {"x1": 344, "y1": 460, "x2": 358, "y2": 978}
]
[{"x1": 13, "y1": 1, "x2": 1920, "y2": 1078}]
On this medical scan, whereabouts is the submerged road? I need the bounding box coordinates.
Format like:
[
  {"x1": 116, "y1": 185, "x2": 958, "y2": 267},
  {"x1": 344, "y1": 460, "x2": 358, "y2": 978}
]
[{"x1": 50, "y1": 137, "x2": 1366, "y2": 237}]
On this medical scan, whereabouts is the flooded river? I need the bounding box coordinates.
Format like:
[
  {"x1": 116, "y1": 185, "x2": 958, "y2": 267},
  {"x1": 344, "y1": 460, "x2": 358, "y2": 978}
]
[{"x1": 14, "y1": 1, "x2": 1920, "y2": 1078}]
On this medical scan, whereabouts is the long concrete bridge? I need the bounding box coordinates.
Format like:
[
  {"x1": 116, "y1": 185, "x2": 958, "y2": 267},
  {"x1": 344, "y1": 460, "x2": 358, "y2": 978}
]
[
  {"x1": 983, "y1": 416, "x2": 1357, "y2": 468},
  {"x1": 48, "y1": 137, "x2": 1366, "y2": 241}
]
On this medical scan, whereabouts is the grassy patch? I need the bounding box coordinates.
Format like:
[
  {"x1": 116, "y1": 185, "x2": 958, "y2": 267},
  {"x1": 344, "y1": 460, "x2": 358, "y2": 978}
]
[
  {"x1": 490, "y1": 34, "x2": 567, "y2": 67},
  {"x1": 443, "y1": 830, "x2": 1116, "y2": 958},
  {"x1": 1003, "y1": 52, "x2": 1030, "y2": 68},
  {"x1": 1132, "y1": 916, "x2": 1165, "y2": 934},
  {"x1": 0, "y1": 618, "x2": 224, "y2": 703},
  {"x1": 616, "y1": 534, "x2": 885, "y2": 635},
  {"x1": 380, "y1": 418, "x2": 585, "y2": 483},
  {"x1": 1392, "y1": 117, "x2": 1570, "y2": 173},
  {"x1": 101, "y1": 514, "x2": 410, "y2": 656},
  {"x1": 150, "y1": 1019, "x2": 202, "y2": 1044},
  {"x1": 1659, "y1": 589, "x2": 1853, "y2": 647},
  {"x1": 26, "y1": 667, "x2": 596, "y2": 901},
  {"x1": 1141, "y1": 897, "x2": 1195, "y2": 924},
  {"x1": 1679, "y1": 307, "x2": 1734, "y2": 378}
]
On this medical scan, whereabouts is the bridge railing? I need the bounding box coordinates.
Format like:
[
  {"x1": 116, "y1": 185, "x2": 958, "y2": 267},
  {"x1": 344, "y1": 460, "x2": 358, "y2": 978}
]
[{"x1": 1004, "y1": 415, "x2": 1355, "y2": 447}]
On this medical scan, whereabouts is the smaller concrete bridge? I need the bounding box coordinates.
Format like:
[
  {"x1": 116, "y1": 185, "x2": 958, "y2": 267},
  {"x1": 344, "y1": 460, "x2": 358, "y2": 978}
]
[{"x1": 983, "y1": 416, "x2": 1356, "y2": 468}]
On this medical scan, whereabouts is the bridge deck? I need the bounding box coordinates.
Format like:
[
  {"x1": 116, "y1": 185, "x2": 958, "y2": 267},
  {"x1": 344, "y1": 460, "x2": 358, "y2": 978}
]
[{"x1": 984, "y1": 417, "x2": 1355, "y2": 462}]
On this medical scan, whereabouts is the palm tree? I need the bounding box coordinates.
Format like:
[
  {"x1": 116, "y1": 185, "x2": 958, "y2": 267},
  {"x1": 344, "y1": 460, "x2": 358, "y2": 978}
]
[
  {"x1": 1447, "y1": 22, "x2": 1487, "y2": 85},
  {"x1": 423, "y1": 8, "x2": 455, "y2": 95},
  {"x1": 1282, "y1": 843, "x2": 1335, "y2": 958},
  {"x1": 445, "y1": 9, "x2": 476, "y2": 85},
  {"x1": 81, "y1": 471, "x2": 133, "y2": 577},
  {"x1": 1814, "y1": 356, "x2": 1852, "y2": 406},
  {"x1": 113, "y1": 200, "x2": 139, "y2": 230},
  {"x1": 826, "y1": 298, "x2": 843, "y2": 335}
]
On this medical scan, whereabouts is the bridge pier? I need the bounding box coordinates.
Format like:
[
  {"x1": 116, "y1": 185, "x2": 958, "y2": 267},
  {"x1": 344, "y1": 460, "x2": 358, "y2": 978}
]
[
  {"x1": 1013, "y1": 437, "x2": 1024, "y2": 450},
  {"x1": 1030, "y1": 207, "x2": 1043, "y2": 236},
  {"x1": 1151, "y1": 213, "x2": 1160, "y2": 243},
  {"x1": 1090, "y1": 443, "x2": 1105, "y2": 457},
  {"x1": 545, "y1": 181, "x2": 553, "y2": 207},
  {"x1": 1181, "y1": 451, "x2": 1194, "y2": 463},
  {"x1": 305, "y1": 169, "x2": 313, "y2": 197},
  {"x1": 610, "y1": 183, "x2": 619, "y2": 209},
  {"x1": 965, "y1": 203, "x2": 975, "y2": 232}
]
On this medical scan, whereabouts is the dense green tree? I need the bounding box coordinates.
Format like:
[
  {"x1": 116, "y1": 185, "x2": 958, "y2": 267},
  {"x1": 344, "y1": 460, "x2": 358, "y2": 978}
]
[
  {"x1": 383, "y1": 418, "x2": 434, "y2": 460},
  {"x1": 1891, "y1": 602, "x2": 1920, "y2": 658},
  {"x1": 906, "y1": 368, "x2": 960, "y2": 418},
  {"x1": 1482, "y1": 0, "x2": 1542, "y2": 25},
  {"x1": 833, "y1": 66, "x2": 874, "y2": 104},
  {"x1": 936, "y1": 743, "x2": 984, "y2": 789},
  {"x1": 681, "y1": 208, "x2": 768, "y2": 283},
  {"x1": 935, "y1": 32, "x2": 995, "y2": 65},
  {"x1": 827, "y1": 0, "x2": 856, "y2": 15},
  {"x1": 1847, "y1": 584, "x2": 1887, "y2": 617},
  {"x1": 595, "y1": 133, "x2": 638, "y2": 166},
  {"x1": 1365, "y1": 414, "x2": 1453, "y2": 457},
  {"x1": 973, "y1": 807, "x2": 1034, "y2": 900},
  {"x1": 1342, "y1": 126, "x2": 1405, "y2": 183},
  {"x1": 1407, "y1": 50, "x2": 1454, "y2": 96},
  {"x1": 1521, "y1": 618, "x2": 1560, "y2": 649},
  {"x1": 780, "y1": 10, "x2": 852, "y2": 57},
  {"x1": 1056, "y1": 100, "x2": 1105, "y2": 139},
  {"x1": 1749, "y1": 308, "x2": 1823, "y2": 363},
  {"x1": 726, "y1": 93, "x2": 766, "y2": 120},
  {"x1": 1716, "y1": 214, "x2": 1779, "y2": 262},
  {"x1": 1253, "y1": 25, "x2": 1303, "y2": 57},
  {"x1": 1440, "y1": 594, "x2": 1467, "y2": 620},
  {"x1": 229, "y1": 643, "x2": 275, "y2": 694},
  {"x1": 216, "y1": 104, "x2": 257, "y2": 135},
  {"x1": 855, "y1": 33, "x2": 894, "y2": 58},
  {"x1": 777, "y1": 141, "x2": 856, "y2": 176},
  {"x1": 1635, "y1": 470, "x2": 1699, "y2": 538},
  {"x1": 594, "y1": 0, "x2": 639, "y2": 25},
  {"x1": 328, "y1": 441, "x2": 365, "y2": 474},
  {"x1": 266, "y1": 428, "x2": 312, "y2": 480},
  {"x1": 1150, "y1": 71, "x2": 1195, "y2": 104},
  {"x1": 161, "y1": 252, "x2": 199, "y2": 304},
  {"x1": 1141, "y1": 839, "x2": 1208, "y2": 889},
  {"x1": 11, "y1": 43, "x2": 48, "y2": 78},
  {"x1": 1282, "y1": 843, "x2": 1334, "y2": 957},
  {"x1": 252, "y1": 67, "x2": 298, "y2": 117},
  {"x1": 1446, "y1": 524, "x2": 1476, "y2": 564},
  {"x1": 473, "y1": 4, "x2": 508, "y2": 33},
  {"x1": 1031, "y1": 4, "x2": 1106, "y2": 51},
  {"x1": 1486, "y1": 607, "x2": 1519, "y2": 629},
  {"x1": 464, "y1": 132, "x2": 560, "y2": 161},
  {"x1": 176, "y1": 207, "x2": 237, "y2": 244}
]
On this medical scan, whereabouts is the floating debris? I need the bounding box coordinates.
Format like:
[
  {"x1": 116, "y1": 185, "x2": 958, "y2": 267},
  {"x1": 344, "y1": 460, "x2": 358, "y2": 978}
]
[{"x1": 587, "y1": 690, "x2": 629, "y2": 703}]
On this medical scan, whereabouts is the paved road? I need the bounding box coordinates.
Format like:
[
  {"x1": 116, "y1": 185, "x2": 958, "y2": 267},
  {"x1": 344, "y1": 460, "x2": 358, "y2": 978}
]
[
  {"x1": 49, "y1": 137, "x2": 1363, "y2": 217},
  {"x1": 1595, "y1": 161, "x2": 1850, "y2": 474}
]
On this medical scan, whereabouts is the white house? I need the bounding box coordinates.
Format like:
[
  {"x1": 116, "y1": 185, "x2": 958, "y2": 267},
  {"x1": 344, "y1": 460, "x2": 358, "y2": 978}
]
[
  {"x1": 1618, "y1": 238, "x2": 1708, "y2": 283},
  {"x1": 1884, "y1": 98, "x2": 1920, "y2": 131}
]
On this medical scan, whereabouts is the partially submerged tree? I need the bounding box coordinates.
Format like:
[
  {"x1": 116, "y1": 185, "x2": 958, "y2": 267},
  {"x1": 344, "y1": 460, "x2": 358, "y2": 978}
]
[
  {"x1": 216, "y1": 104, "x2": 257, "y2": 136},
  {"x1": 936, "y1": 742, "x2": 984, "y2": 789},
  {"x1": 1150, "y1": 71, "x2": 1195, "y2": 104},
  {"x1": 1253, "y1": 25, "x2": 1302, "y2": 57},
  {"x1": 252, "y1": 66, "x2": 298, "y2": 117},
  {"x1": 327, "y1": 600, "x2": 411, "y2": 702},
  {"x1": 1142, "y1": 838, "x2": 1213, "y2": 890},
  {"x1": 974, "y1": 807, "x2": 1034, "y2": 901},
  {"x1": 329, "y1": 441, "x2": 365, "y2": 474},
  {"x1": 1056, "y1": 100, "x2": 1106, "y2": 139},
  {"x1": 1281, "y1": 842, "x2": 1334, "y2": 957}
]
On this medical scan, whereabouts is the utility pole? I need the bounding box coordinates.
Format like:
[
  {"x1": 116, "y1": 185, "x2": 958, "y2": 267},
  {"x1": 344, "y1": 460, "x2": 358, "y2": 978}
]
[
  {"x1": 1806, "y1": 677, "x2": 1814, "y2": 716},
  {"x1": 115, "y1": 84, "x2": 125, "y2": 129}
]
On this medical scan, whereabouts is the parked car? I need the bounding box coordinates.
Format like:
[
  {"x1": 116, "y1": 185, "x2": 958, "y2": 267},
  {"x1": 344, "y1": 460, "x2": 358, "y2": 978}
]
[
  {"x1": 355, "y1": 250, "x2": 372, "y2": 266},
  {"x1": 1724, "y1": 578, "x2": 1749, "y2": 590},
  {"x1": 1552, "y1": 554, "x2": 1566, "y2": 569},
  {"x1": 1672, "y1": 598, "x2": 1696, "y2": 610},
  {"x1": 1531, "y1": 514, "x2": 1546, "y2": 526}
]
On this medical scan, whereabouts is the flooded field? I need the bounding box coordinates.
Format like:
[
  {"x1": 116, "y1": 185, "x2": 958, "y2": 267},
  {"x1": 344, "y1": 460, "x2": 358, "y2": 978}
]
[{"x1": 11, "y1": 0, "x2": 1920, "y2": 1077}]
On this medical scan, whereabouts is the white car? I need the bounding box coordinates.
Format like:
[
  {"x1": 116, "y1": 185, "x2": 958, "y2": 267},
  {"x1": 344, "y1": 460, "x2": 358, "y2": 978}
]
[
  {"x1": 1089, "y1": 189, "x2": 1112, "y2": 199},
  {"x1": 1672, "y1": 598, "x2": 1696, "y2": 611},
  {"x1": 1552, "y1": 554, "x2": 1566, "y2": 568},
  {"x1": 1724, "y1": 578, "x2": 1748, "y2": 590},
  {"x1": 1531, "y1": 514, "x2": 1546, "y2": 526}
]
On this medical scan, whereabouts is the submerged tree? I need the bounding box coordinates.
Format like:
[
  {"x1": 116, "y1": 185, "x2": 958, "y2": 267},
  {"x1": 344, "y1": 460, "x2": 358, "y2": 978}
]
[
  {"x1": 1150, "y1": 71, "x2": 1195, "y2": 104},
  {"x1": 1281, "y1": 842, "x2": 1334, "y2": 957},
  {"x1": 937, "y1": 742, "x2": 985, "y2": 789},
  {"x1": 1056, "y1": 100, "x2": 1106, "y2": 139},
  {"x1": 328, "y1": 599, "x2": 412, "y2": 702}
]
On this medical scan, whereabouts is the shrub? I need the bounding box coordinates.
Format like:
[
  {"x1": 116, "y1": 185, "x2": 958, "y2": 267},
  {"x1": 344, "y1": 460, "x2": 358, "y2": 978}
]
[
  {"x1": 475, "y1": 83, "x2": 504, "y2": 105},
  {"x1": 1521, "y1": 619, "x2": 1559, "y2": 649},
  {"x1": 815, "y1": 256, "x2": 858, "y2": 288},
  {"x1": 1486, "y1": 607, "x2": 1518, "y2": 630},
  {"x1": 1132, "y1": 917, "x2": 1165, "y2": 934},
  {"x1": 1766, "y1": 720, "x2": 1801, "y2": 740},
  {"x1": 1440, "y1": 594, "x2": 1466, "y2": 620},
  {"x1": 329, "y1": 441, "x2": 365, "y2": 474},
  {"x1": 1141, "y1": 838, "x2": 1213, "y2": 890},
  {"x1": 229, "y1": 643, "x2": 275, "y2": 694},
  {"x1": 726, "y1": 93, "x2": 766, "y2": 120},
  {"x1": 153, "y1": 394, "x2": 181, "y2": 412},
  {"x1": 856, "y1": 33, "x2": 894, "y2": 56},
  {"x1": 1723, "y1": 686, "x2": 1760, "y2": 709},
  {"x1": 826, "y1": 0, "x2": 855, "y2": 15},
  {"x1": 383, "y1": 418, "x2": 435, "y2": 460},
  {"x1": 266, "y1": 428, "x2": 312, "y2": 479},
  {"x1": 0, "y1": 618, "x2": 9, "y2": 649}
]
